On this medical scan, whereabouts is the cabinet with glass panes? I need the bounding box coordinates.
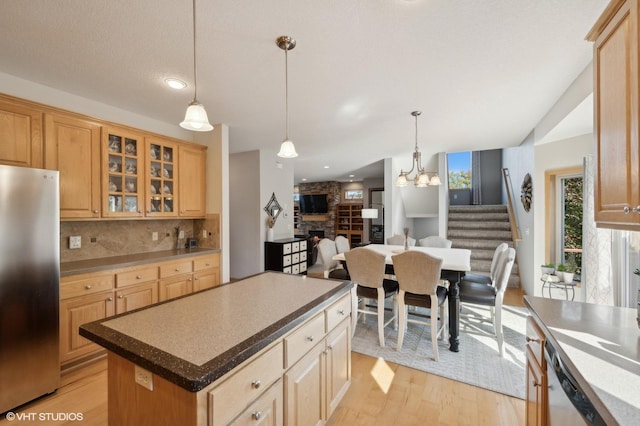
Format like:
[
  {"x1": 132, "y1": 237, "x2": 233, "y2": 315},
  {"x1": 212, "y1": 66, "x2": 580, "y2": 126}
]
[
  {"x1": 146, "y1": 137, "x2": 178, "y2": 217},
  {"x1": 102, "y1": 127, "x2": 144, "y2": 218}
]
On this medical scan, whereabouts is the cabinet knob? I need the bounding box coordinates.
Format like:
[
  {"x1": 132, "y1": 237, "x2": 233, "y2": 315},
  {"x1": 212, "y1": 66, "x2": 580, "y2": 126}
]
[
  {"x1": 93, "y1": 209, "x2": 99, "y2": 214},
  {"x1": 624, "y1": 206, "x2": 631, "y2": 214},
  {"x1": 525, "y1": 337, "x2": 540, "y2": 343},
  {"x1": 251, "y1": 380, "x2": 261, "y2": 389},
  {"x1": 136, "y1": 275, "x2": 142, "y2": 279},
  {"x1": 252, "y1": 412, "x2": 262, "y2": 421},
  {"x1": 107, "y1": 297, "x2": 113, "y2": 302},
  {"x1": 118, "y1": 295, "x2": 124, "y2": 299},
  {"x1": 188, "y1": 278, "x2": 192, "y2": 281},
  {"x1": 307, "y1": 336, "x2": 314, "y2": 342},
  {"x1": 194, "y1": 276, "x2": 199, "y2": 280},
  {"x1": 85, "y1": 284, "x2": 92, "y2": 289},
  {"x1": 337, "y1": 309, "x2": 345, "y2": 316},
  {"x1": 175, "y1": 268, "x2": 180, "y2": 272}
]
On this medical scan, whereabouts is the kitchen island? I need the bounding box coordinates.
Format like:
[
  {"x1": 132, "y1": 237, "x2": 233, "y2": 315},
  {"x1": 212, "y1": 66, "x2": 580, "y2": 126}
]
[
  {"x1": 80, "y1": 272, "x2": 353, "y2": 425},
  {"x1": 524, "y1": 296, "x2": 640, "y2": 425}
]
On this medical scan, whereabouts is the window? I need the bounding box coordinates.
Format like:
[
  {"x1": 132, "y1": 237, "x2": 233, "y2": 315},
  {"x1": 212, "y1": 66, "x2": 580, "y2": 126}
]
[{"x1": 447, "y1": 151, "x2": 471, "y2": 189}]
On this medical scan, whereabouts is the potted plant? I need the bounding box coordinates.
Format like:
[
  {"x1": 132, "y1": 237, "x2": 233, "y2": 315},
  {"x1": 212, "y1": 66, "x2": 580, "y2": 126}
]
[
  {"x1": 555, "y1": 263, "x2": 566, "y2": 281},
  {"x1": 563, "y1": 254, "x2": 578, "y2": 283},
  {"x1": 541, "y1": 263, "x2": 555, "y2": 276}
]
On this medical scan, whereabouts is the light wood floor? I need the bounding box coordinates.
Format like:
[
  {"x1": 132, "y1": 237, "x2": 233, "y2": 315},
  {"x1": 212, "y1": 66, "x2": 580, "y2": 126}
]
[{"x1": 1, "y1": 288, "x2": 526, "y2": 426}]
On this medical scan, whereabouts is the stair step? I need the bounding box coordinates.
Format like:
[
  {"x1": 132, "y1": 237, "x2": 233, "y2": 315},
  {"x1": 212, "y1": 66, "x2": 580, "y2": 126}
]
[
  {"x1": 449, "y1": 205, "x2": 507, "y2": 213},
  {"x1": 448, "y1": 212, "x2": 510, "y2": 221},
  {"x1": 451, "y1": 239, "x2": 514, "y2": 251},
  {"x1": 448, "y1": 220, "x2": 511, "y2": 231},
  {"x1": 448, "y1": 229, "x2": 513, "y2": 240}
]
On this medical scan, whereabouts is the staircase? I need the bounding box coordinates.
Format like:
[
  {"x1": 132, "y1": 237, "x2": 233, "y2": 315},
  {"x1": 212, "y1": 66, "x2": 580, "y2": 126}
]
[{"x1": 447, "y1": 205, "x2": 521, "y2": 288}]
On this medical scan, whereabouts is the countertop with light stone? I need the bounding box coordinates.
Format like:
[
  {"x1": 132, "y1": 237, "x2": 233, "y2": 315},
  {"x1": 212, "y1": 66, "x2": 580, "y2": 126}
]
[
  {"x1": 79, "y1": 272, "x2": 352, "y2": 392},
  {"x1": 60, "y1": 247, "x2": 221, "y2": 277},
  {"x1": 524, "y1": 296, "x2": 640, "y2": 425}
]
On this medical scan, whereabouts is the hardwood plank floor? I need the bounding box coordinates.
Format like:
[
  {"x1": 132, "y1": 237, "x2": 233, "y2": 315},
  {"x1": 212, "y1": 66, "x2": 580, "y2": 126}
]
[{"x1": 1, "y1": 288, "x2": 526, "y2": 425}]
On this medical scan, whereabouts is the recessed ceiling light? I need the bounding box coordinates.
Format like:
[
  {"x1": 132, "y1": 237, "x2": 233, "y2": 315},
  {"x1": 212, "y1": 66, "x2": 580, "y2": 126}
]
[
  {"x1": 301, "y1": 178, "x2": 307, "y2": 182},
  {"x1": 349, "y1": 174, "x2": 355, "y2": 178},
  {"x1": 323, "y1": 165, "x2": 330, "y2": 169},
  {"x1": 165, "y1": 78, "x2": 187, "y2": 89}
]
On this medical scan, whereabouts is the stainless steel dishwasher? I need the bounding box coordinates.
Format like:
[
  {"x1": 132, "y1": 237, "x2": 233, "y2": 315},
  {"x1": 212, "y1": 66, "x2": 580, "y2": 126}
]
[{"x1": 545, "y1": 339, "x2": 606, "y2": 425}]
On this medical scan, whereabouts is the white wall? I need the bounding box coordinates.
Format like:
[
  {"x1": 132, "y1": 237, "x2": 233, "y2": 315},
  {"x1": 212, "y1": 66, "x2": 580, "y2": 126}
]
[
  {"x1": 503, "y1": 131, "x2": 536, "y2": 295},
  {"x1": 533, "y1": 133, "x2": 593, "y2": 299}
]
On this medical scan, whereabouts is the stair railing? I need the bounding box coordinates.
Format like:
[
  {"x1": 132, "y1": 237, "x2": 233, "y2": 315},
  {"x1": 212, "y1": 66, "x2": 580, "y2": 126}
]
[{"x1": 502, "y1": 168, "x2": 523, "y2": 243}]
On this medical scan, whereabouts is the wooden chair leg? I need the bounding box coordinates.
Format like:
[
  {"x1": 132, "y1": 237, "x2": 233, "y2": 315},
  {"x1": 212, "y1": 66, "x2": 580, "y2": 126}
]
[
  {"x1": 396, "y1": 291, "x2": 406, "y2": 351},
  {"x1": 377, "y1": 288, "x2": 385, "y2": 347}
]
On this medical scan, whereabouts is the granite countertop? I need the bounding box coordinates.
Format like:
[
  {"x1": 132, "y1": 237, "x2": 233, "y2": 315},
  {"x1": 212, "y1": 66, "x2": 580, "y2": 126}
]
[
  {"x1": 60, "y1": 248, "x2": 221, "y2": 277},
  {"x1": 80, "y1": 272, "x2": 352, "y2": 392},
  {"x1": 524, "y1": 296, "x2": 640, "y2": 425}
]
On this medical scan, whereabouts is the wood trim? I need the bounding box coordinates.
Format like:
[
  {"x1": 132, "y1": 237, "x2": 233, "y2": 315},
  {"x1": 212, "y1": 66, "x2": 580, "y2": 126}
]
[
  {"x1": 501, "y1": 168, "x2": 522, "y2": 242},
  {"x1": 586, "y1": 0, "x2": 627, "y2": 41}
]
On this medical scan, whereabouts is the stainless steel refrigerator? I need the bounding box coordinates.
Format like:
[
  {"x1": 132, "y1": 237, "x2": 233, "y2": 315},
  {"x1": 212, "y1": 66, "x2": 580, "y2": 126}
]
[{"x1": 0, "y1": 165, "x2": 60, "y2": 413}]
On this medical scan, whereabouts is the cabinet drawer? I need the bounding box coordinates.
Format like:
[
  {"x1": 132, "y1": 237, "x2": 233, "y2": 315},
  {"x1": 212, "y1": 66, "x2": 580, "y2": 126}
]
[
  {"x1": 208, "y1": 343, "x2": 284, "y2": 426},
  {"x1": 299, "y1": 240, "x2": 307, "y2": 251},
  {"x1": 292, "y1": 253, "x2": 299, "y2": 264},
  {"x1": 526, "y1": 316, "x2": 545, "y2": 367},
  {"x1": 60, "y1": 272, "x2": 114, "y2": 300},
  {"x1": 326, "y1": 294, "x2": 351, "y2": 332},
  {"x1": 283, "y1": 255, "x2": 292, "y2": 267},
  {"x1": 299, "y1": 262, "x2": 307, "y2": 273},
  {"x1": 285, "y1": 312, "x2": 325, "y2": 368},
  {"x1": 300, "y1": 251, "x2": 307, "y2": 262},
  {"x1": 283, "y1": 243, "x2": 292, "y2": 254},
  {"x1": 116, "y1": 266, "x2": 158, "y2": 288},
  {"x1": 159, "y1": 260, "x2": 193, "y2": 278},
  {"x1": 193, "y1": 254, "x2": 219, "y2": 271},
  {"x1": 292, "y1": 242, "x2": 300, "y2": 252},
  {"x1": 292, "y1": 264, "x2": 300, "y2": 275},
  {"x1": 228, "y1": 379, "x2": 282, "y2": 426}
]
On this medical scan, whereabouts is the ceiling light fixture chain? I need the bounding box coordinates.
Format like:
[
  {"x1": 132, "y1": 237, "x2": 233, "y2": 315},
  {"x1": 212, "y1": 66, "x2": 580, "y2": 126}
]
[
  {"x1": 396, "y1": 110, "x2": 441, "y2": 187},
  {"x1": 180, "y1": 0, "x2": 213, "y2": 132},
  {"x1": 276, "y1": 35, "x2": 298, "y2": 158}
]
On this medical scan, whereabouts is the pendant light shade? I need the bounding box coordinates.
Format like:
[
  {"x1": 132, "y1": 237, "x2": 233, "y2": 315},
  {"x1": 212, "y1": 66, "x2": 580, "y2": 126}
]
[
  {"x1": 396, "y1": 111, "x2": 441, "y2": 187},
  {"x1": 180, "y1": 0, "x2": 213, "y2": 132},
  {"x1": 277, "y1": 35, "x2": 298, "y2": 158}
]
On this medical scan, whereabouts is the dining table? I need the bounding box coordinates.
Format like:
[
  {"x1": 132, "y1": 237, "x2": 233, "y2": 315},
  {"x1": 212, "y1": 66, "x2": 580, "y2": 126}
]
[{"x1": 333, "y1": 244, "x2": 472, "y2": 352}]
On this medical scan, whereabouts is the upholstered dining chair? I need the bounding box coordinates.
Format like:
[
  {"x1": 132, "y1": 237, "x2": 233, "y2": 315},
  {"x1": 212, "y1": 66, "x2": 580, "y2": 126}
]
[
  {"x1": 386, "y1": 234, "x2": 416, "y2": 247},
  {"x1": 460, "y1": 242, "x2": 509, "y2": 286},
  {"x1": 334, "y1": 235, "x2": 350, "y2": 254},
  {"x1": 344, "y1": 247, "x2": 399, "y2": 347},
  {"x1": 418, "y1": 235, "x2": 453, "y2": 248},
  {"x1": 391, "y1": 251, "x2": 449, "y2": 361},
  {"x1": 317, "y1": 238, "x2": 349, "y2": 280},
  {"x1": 458, "y1": 247, "x2": 515, "y2": 357}
]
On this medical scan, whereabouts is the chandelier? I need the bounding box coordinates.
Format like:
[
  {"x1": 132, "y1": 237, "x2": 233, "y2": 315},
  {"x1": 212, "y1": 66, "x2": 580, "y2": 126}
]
[
  {"x1": 276, "y1": 35, "x2": 298, "y2": 158},
  {"x1": 396, "y1": 111, "x2": 441, "y2": 187}
]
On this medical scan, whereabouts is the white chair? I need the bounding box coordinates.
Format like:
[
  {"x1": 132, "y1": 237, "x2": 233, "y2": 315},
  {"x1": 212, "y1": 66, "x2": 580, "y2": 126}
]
[
  {"x1": 391, "y1": 251, "x2": 448, "y2": 361},
  {"x1": 386, "y1": 234, "x2": 416, "y2": 247},
  {"x1": 335, "y1": 235, "x2": 350, "y2": 254},
  {"x1": 344, "y1": 247, "x2": 398, "y2": 347},
  {"x1": 458, "y1": 247, "x2": 516, "y2": 357},
  {"x1": 418, "y1": 235, "x2": 452, "y2": 248},
  {"x1": 317, "y1": 238, "x2": 349, "y2": 279},
  {"x1": 461, "y1": 242, "x2": 509, "y2": 286}
]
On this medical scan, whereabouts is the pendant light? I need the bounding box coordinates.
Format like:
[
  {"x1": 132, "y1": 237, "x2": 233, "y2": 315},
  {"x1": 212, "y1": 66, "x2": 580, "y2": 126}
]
[
  {"x1": 180, "y1": 0, "x2": 213, "y2": 132},
  {"x1": 396, "y1": 111, "x2": 441, "y2": 187},
  {"x1": 276, "y1": 35, "x2": 298, "y2": 158}
]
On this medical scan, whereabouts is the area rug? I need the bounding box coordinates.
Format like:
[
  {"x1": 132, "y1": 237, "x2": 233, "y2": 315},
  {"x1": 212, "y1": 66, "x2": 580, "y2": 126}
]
[{"x1": 350, "y1": 304, "x2": 528, "y2": 399}]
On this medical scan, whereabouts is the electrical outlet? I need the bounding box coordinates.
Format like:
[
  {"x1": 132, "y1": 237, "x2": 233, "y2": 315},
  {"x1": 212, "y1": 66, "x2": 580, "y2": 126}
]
[
  {"x1": 202, "y1": 230, "x2": 207, "y2": 238},
  {"x1": 179, "y1": 230, "x2": 185, "y2": 239},
  {"x1": 152, "y1": 232, "x2": 158, "y2": 241},
  {"x1": 134, "y1": 365, "x2": 153, "y2": 391},
  {"x1": 69, "y1": 236, "x2": 81, "y2": 249}
]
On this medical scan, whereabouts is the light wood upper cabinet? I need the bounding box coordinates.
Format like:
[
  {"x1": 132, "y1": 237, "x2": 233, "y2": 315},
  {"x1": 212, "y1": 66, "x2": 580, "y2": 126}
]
[
  {"x1": 0, "y1": 97, "x2": 42, "y2": 168},
  {"x1": 102, "y1": 126, "x2": 145, "y2": 218},
  {"x1": 44, "y1": 113, "x2": 101, "y2": 219},
  {"x1": 146, "y1": 136, "x2": 179, "y2": 217},
  {"x1": 588, "y1": 0, "x2": 640, "y2": 227},
  {"x1": 179, "y1": 143, "x2": 207, "y2": 217}
]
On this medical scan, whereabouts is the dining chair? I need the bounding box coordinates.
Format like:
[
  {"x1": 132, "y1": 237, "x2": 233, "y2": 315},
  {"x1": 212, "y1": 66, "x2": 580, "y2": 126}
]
[
  {"x1": 458, "y1": 247, "x2": 515, "y2": 357},
  {"x1": 418, "y1": 235, "x2": 453, "y2": 248},
  {"x1": 344, "y1": 247, "x2": 398, "y2": 347},
  {"x1": 317, "y1": 238, "x2": 349, "y2": 280},
  {"x1": 386, "y1": 234, "x2": 416, "y2": 247},
  {"x1": 391, "y1": 251, "x2": 449, "y2": 361},
  {"x1": 460, "y1": 242, "x2": 509, "y2": 286},
  {"x1": 334, "y1": 235, "x2": 350, "y2": 254}
]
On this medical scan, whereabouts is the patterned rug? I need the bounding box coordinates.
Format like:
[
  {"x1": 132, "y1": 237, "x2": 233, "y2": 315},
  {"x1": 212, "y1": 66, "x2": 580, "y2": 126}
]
[{"x1": 350, "y1": 303, "x2": 528, "y2": 399}]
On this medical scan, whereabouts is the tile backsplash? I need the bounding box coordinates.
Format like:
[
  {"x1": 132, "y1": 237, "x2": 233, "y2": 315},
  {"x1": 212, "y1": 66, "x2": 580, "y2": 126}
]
[{"x1": 61, "y1": 214, "x2": 220, "y2": 262}]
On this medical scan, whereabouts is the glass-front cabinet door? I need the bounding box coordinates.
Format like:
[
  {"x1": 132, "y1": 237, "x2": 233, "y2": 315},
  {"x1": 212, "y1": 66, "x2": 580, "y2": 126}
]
[
  {"x1": 102, "y1": 127, "x2": 144, "y2": 218},
  {"x1": 146, "y1": 137, "x2": 178, "y2": 217}
]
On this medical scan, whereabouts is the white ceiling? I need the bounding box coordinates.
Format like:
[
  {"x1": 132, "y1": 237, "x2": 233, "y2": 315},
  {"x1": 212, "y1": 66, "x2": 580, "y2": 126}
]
[{"x1": 0, "y1": 0, "x2": 608, "y2": 184}]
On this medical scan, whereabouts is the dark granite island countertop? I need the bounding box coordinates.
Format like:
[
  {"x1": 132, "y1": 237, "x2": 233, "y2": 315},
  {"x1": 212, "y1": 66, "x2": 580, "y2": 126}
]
[
  {"x1": 80, "y1": 272, "x2": 352, "y2": 392},
  {"x1": 524, "y1": 296, "x2": 640, "y2": 425}
]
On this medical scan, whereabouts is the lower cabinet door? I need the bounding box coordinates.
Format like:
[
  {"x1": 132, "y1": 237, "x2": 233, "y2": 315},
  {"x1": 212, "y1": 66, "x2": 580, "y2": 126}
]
[
  {"x1": 115, "y1": 281, "x2": 158, "y2": 313},
  {"x1": 230, "y1": 380, "x2": 283, "y2": 426},
  {"x1": 193, "y1": 269, "x2": 220, "y2": 292},
  {"x1": 284, "y1": 341, "x2": 325, "y2": 426},
  {"x1": 159, "y1": 275, "x2": 193, "y2": 301},
  {"x1": 325, "y1": 320, "x2": 351, "y2": 420},
  {"x1": 526, "y1": 348, "x2": 546, "y2": 426},
  {"x1": 60, "y1": 291, "x2": 114, "y2": 363}
]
